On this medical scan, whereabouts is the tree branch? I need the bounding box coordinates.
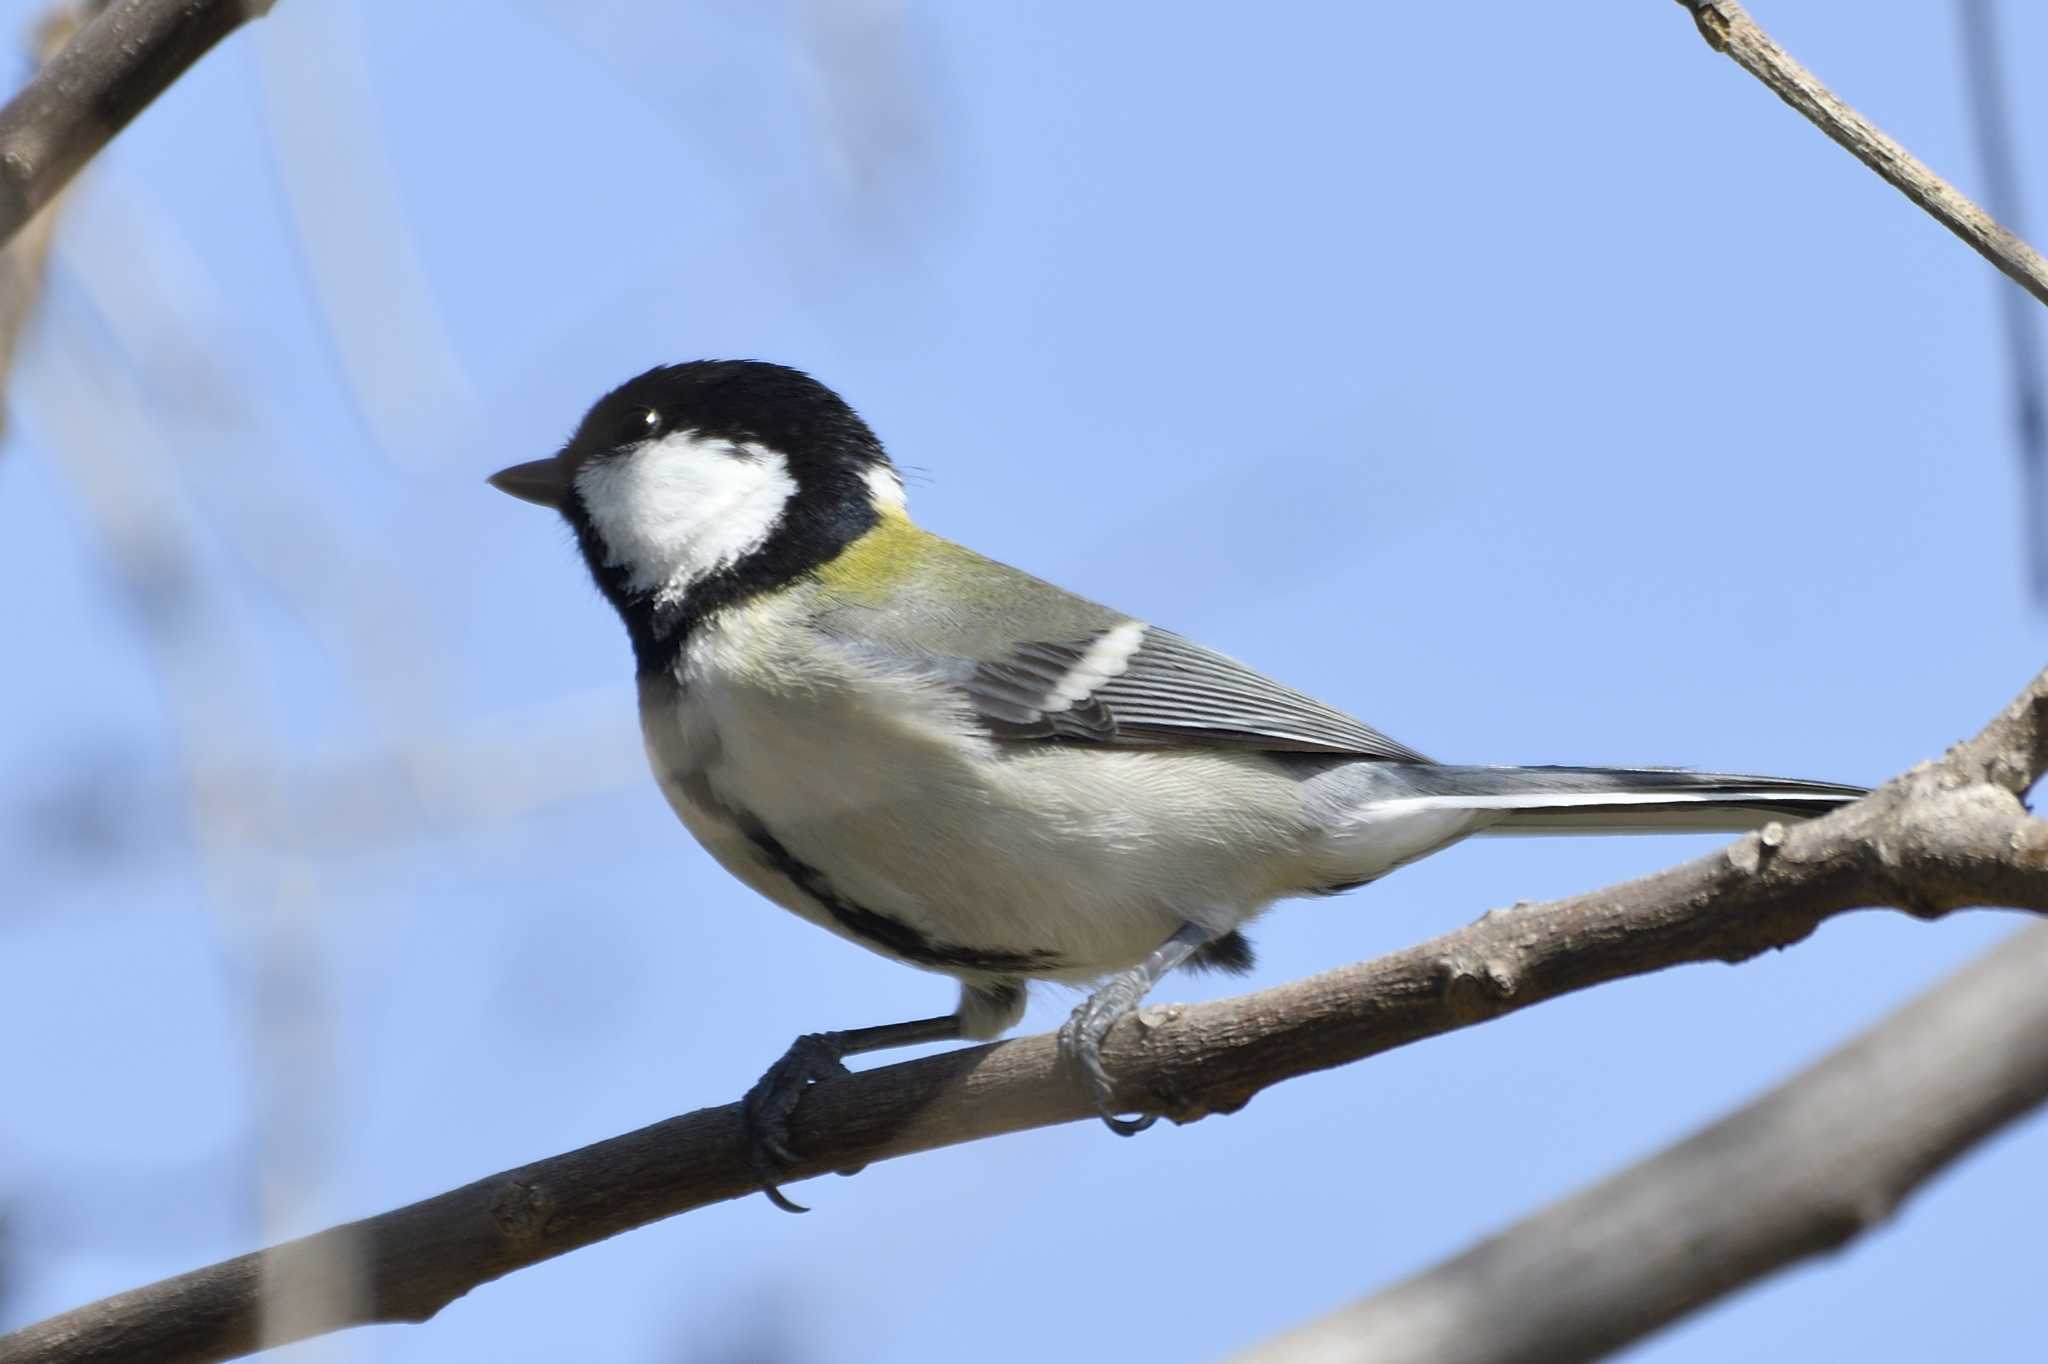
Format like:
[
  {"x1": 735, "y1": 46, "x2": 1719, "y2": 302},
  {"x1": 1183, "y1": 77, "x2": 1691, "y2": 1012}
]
[
  {"x1": 0, "y1": 0, "x2": 275, "y2": 248},
  {"x1": 1227, "y1": 918, "x2": 2048, "y2": 1364},
  {"x1": 1673, "y1": 0, "x2": 2048, "y2": 309},
  {"x1": 3, "y1": 666, "x2": 2044, "y2": 1364}
]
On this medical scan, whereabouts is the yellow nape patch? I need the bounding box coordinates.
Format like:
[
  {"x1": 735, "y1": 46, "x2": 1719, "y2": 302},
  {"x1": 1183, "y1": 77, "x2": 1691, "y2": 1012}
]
[{"x1": 814, "y1": 511, "x2": 948, "y2": 600}]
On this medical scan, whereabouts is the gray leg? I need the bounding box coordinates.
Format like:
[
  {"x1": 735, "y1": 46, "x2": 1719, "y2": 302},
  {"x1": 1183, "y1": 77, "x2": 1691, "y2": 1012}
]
[
  {"x1": 743, "y1": 1013, "x2": 961, "y2": 1213},
  {"x1": 1058, "y1": 922, "x2": 1211, "y2": 1136}
]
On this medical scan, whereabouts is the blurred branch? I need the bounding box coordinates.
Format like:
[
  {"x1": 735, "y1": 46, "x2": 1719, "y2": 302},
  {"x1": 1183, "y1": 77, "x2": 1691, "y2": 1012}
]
[
  {"x1": 1955, "y1": 0, "x2": 2048, "y2": 602},
  {"x1": 0, "y1": 3, "x2": 94, "y2": 436},
  {"x1": 20, "y1": 213, "x2": 357, "y2": 1354},
  {"x1": 5, "y1": 667, "x2": 2047, "y2": 1364},
  {"x1": 0, "y1": 0, "x2": 273, "y2": 247},
  {"x1": 0, "y1": 145, "x2": 59, "y2": 429},
  {"x1": 1227, "y1": 920, "x2": 2048, "y2": 1364},
  {"x1": 252, "y1": 0, "x2": 475, "y2": 470},
  {"x1": 1673, "y1": 0, "x2": 2048, "y2": 309}
]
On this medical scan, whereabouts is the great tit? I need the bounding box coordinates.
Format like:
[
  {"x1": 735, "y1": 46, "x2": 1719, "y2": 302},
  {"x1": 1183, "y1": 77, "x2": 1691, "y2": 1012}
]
[{"x1": 491, "y1": 359, "x2": 1863, "y2": 1210}]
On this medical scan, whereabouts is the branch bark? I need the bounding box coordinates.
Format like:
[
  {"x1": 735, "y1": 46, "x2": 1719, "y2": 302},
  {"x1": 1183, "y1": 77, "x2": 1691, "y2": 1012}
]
[
  {"x1": 1227, "y1": 918, "x2": 2048, "y2": 1364},
  {"x1": 3, "y1": 667, "x2": 2045, "y2": 1364},
  {"x1": 0, "y1": 0, "x2": 275, "y2": 248},
  {"x1": 1674, "y1": 0, "x2": 2048, "y2": 309}
]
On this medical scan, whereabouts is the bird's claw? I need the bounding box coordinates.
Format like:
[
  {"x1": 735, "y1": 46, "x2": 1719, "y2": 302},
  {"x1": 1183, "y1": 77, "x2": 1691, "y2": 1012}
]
[
  {"x1": 740, "y1": 1032, "x2": 853, "y2": 1213},
  {"x1": 1057, "y1": 978, "x2": 1157, "y2": 1136}
]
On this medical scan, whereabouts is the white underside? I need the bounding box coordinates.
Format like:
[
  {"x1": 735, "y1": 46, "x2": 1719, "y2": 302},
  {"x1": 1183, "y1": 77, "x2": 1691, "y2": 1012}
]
[{"x1": 638, "y1": 596, "x2": 1493, "y2": 1009}]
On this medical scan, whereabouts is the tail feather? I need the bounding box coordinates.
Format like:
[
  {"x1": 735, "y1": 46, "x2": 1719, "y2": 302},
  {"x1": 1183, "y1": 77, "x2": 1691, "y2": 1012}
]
[{"x1": 1391, "y1": 764, "x2": 1866, "y2": 836}]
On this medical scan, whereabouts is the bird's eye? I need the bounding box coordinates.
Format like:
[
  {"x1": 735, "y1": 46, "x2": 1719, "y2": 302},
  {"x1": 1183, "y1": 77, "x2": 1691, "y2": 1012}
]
[{"x1": 624, "y1": 406, "x2": 661, "y2": 443}]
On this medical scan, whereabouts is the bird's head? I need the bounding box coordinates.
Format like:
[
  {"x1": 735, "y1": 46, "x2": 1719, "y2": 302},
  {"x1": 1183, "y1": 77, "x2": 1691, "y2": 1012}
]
[{"x1": 490, "y1": 360, "x2": 905, "y2": 665}]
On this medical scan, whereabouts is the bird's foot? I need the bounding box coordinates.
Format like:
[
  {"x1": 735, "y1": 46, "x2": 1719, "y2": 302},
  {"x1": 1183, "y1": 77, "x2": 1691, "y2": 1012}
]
[
  {"x1": 1057, "y1": 973, "x2": 1157, "y2": 1136},
  {"x1": 740, "y1": 1032, "x2": 853, "y2": 1214}
]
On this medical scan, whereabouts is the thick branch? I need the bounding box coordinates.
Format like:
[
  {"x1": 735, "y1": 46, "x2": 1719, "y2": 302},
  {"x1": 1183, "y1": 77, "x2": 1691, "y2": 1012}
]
[
  {"x1": 1674, "y1": 0, "x2": 2048, "y2": 309},
  {"x1": 0, "y1": 0, "x2": 274, "y2": 247},
  {"x1": 4, "y1": 667, "x2": 2044, "y2": 1364},
  {"x1": 1228, "y1": 919, "x2": 2048, "y2": 1364}
]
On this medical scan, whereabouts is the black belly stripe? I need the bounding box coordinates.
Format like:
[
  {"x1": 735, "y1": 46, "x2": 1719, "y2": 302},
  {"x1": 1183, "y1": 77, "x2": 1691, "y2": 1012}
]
[{"x1": 736, "y1": 818, "x2": 1060, "y2": 975}]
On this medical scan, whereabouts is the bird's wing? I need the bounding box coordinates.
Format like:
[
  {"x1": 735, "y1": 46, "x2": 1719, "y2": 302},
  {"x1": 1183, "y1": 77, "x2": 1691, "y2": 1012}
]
[
  {"x1": 963, "y1": 623, "x2": 1429, "y2": 761},
  {"x1": 810, "y1": 527, "x2": 1428, "y2": 761}
]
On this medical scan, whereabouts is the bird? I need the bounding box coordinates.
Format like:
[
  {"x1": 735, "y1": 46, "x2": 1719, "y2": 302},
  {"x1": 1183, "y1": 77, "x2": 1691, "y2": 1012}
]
[{"x1": 489, "y1": 359, "x2": 1864, "y2": 1210}]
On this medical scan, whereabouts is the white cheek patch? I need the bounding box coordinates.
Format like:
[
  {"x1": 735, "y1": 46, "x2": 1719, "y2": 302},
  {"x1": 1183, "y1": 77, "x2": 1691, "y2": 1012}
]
[{"x1": 575, "y1": 431, "x2": 798, "y2": 599}]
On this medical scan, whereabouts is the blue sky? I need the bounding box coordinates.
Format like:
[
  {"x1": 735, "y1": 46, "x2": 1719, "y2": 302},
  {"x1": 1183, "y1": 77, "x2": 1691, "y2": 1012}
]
[{"x1": 2, "y1": 2, "x2": 2043, "y2": 1360}]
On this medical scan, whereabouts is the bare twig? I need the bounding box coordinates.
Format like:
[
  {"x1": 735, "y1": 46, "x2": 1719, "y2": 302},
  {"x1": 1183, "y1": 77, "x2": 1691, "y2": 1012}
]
[
  {"x1": 1227, "y1": 919, "x2": 2048, "y2": 1364},
  {"x1": 4, "y1": 667, "x2": 2045, "y2": 1364},
  {"x1": 0, "y1": 0, "x2": 274, "y2": 247},
  {"x1": 1674, "y1": 0, "x2": 2048, "y2": 310}
]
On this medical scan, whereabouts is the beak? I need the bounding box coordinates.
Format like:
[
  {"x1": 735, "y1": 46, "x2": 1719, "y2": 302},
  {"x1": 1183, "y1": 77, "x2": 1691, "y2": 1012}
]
[{"x1": 488, "y1": 457, "x2": 575, "y2": 509}]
